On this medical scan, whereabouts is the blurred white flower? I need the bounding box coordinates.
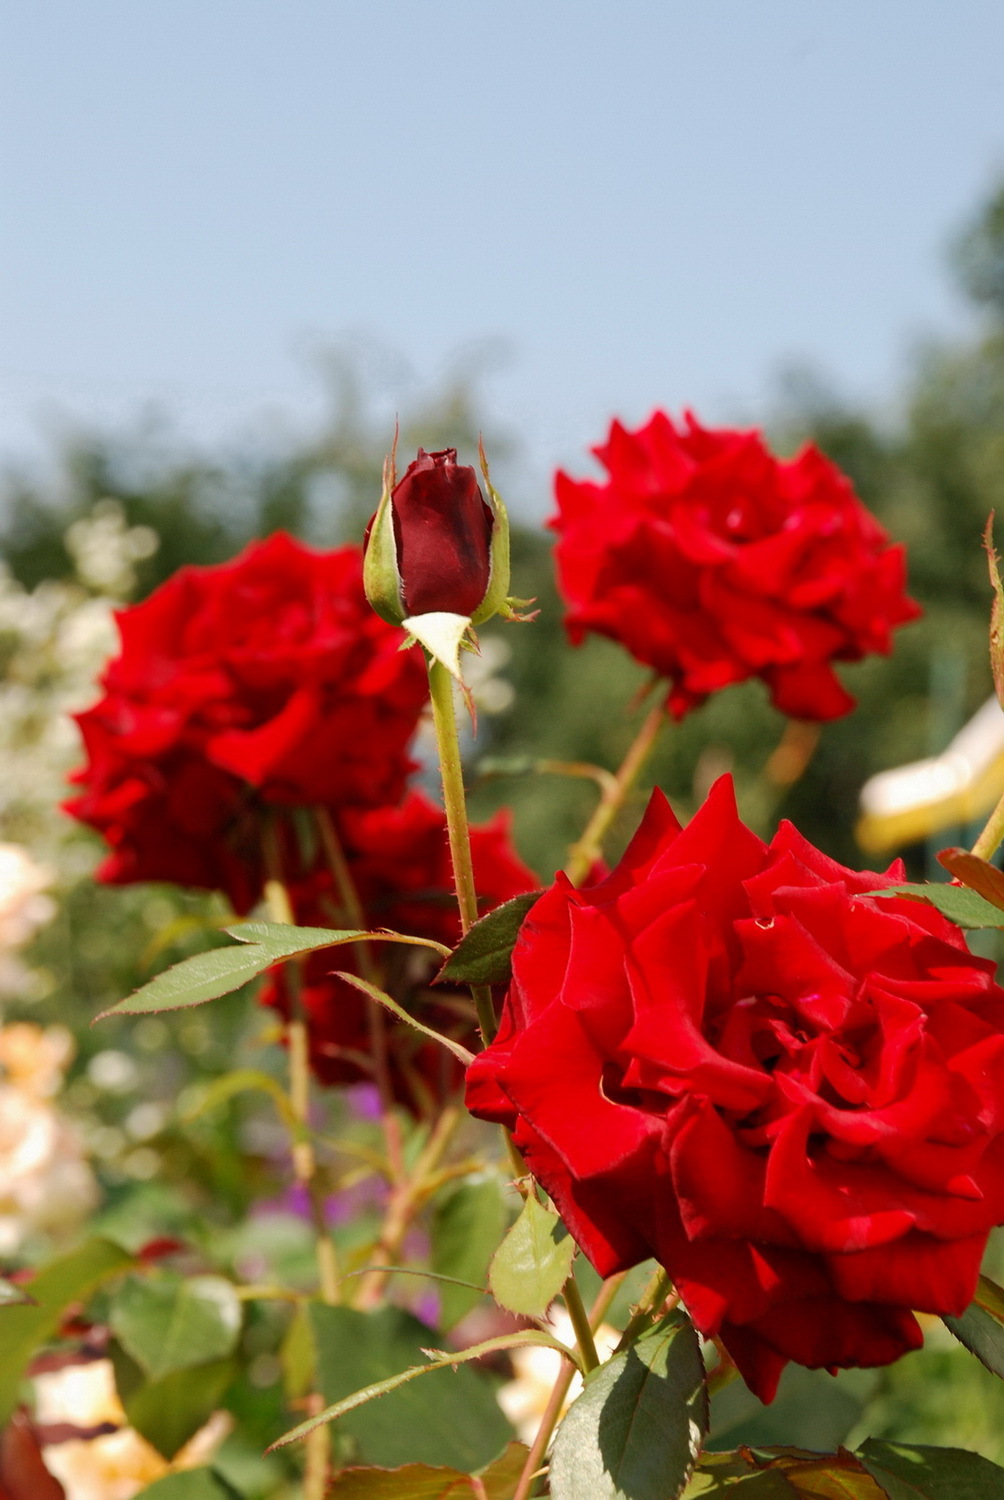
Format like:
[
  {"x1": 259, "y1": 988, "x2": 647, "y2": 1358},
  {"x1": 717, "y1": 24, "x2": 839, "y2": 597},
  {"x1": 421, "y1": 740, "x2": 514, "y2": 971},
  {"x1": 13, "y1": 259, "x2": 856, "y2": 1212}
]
[
  {"x1": 35, "y1": 1359, "x2": 230, "y2": 1500},
  {"x1": 64, "y1": 499, "x2": 159, "y2": 599},
  {"x1": 497, "y1": 1310, "x2": 620, "y2": 1444}
]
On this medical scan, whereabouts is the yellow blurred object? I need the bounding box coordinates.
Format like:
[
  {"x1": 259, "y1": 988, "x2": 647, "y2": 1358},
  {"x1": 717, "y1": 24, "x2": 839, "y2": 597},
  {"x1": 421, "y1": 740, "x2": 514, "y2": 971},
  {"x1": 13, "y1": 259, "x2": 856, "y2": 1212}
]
[
  {"x1": 0, "y1": 1022, "x2": 98, "y2": 1254},
  {"x1": 497, "y1": 1311, "x2": 620, "y2": 1444},
  {"x1": 857, "y1": 697, "x2": 1004, "y2": 856},
  {"x1": 35, "y1": 1360, "x2": 231, "y2": 1500}
]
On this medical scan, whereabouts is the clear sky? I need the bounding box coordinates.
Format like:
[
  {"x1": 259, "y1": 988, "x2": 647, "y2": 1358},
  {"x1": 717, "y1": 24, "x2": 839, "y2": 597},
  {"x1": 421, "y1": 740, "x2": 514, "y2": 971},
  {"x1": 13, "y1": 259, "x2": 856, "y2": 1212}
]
[{"x1": 2, "y1": 0, "x2": 1003, "y2": 510}]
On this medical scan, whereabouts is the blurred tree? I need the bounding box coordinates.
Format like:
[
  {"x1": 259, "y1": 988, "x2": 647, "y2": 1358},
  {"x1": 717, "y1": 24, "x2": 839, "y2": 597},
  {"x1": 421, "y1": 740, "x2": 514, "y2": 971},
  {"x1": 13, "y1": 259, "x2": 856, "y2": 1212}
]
[
  {"x1": 0, "y1": 346, "x2": 512, "y2": 597},
  {"x1": 761, "y1": 179, "x2": 1004, "y2": 864}
]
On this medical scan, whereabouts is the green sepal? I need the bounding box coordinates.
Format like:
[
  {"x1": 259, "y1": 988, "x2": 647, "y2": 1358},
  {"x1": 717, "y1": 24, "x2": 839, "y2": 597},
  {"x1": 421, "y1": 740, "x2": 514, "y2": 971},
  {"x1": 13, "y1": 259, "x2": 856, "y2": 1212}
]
[
  {"x1": 363, "y1": 459, "x2": 406, "y2": 625},
  {"x1": 470, "y1": 441, "x2": 512, "y2": 626}
]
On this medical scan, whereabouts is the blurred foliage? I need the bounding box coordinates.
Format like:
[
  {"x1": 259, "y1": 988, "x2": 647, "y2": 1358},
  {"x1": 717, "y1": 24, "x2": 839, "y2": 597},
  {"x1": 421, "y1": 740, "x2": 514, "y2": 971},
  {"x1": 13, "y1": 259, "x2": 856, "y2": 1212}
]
[{"x1": 2, "y1": 181, "x2": 1004, "y2": 1486}]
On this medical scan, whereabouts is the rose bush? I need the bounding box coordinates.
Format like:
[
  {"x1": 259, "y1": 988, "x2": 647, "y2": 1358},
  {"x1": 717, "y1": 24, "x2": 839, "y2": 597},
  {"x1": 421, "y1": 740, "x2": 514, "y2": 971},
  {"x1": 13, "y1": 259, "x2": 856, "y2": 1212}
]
[
  {"x1": 261, "y1": 790, "x2": 537, "y2": 1111},
  {"x1": 466, "y1": 775, "x2": 1004, "y2": 1400},
  {"x1": 66, "y1": 534, "x2": 429, "y2": 911},
  {"x1": 551, "y1": 410, "x2": 920, "y2": 720}
]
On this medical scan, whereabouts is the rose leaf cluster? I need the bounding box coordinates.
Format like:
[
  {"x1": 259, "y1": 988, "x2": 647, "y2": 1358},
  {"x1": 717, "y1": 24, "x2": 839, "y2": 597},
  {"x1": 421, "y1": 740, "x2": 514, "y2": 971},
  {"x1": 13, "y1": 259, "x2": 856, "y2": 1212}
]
[{"x1": 260, "y1": 790, "x2": 537, "y2": 1113}]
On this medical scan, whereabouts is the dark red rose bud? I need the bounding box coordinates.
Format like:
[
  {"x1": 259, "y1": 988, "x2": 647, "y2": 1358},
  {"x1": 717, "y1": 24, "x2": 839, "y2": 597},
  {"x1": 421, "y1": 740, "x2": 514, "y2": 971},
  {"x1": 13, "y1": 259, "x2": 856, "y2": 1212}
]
[{"x1": 391, "y1": 448, "x2": 494, "y2": 617}]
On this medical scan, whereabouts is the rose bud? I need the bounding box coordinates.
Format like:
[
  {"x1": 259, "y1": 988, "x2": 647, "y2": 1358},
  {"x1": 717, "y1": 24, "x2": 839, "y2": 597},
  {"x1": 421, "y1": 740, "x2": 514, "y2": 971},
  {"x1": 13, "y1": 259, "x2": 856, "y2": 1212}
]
[{"x1": 365, "y1": 444, "x2": 515, "y2": 632}]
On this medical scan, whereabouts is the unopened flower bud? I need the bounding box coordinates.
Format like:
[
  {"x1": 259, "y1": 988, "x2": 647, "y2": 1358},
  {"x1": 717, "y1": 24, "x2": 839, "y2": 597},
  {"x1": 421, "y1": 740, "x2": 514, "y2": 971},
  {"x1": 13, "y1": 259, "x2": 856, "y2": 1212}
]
[{"x1": 364, "y1": 445, "x2": 513, "y2": 632}]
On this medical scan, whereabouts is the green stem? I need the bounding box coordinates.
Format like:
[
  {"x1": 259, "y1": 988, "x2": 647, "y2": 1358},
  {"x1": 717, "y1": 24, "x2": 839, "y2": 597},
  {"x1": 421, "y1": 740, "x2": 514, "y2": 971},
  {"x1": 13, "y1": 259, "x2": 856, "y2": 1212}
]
[
  {"x1": 261, "y1": 821, "x2": 337, "y2": 1500},
  {"x1": 353, "y1": 1105, "x2": 462, "y2": 1308},
  {"x1": 512, "y1": 1273, "x2": 625, "y2": 1500},
  {"x1": 562, "y1": 1275, "x2": 599, "y2": 1372},
  {"x1": 262, "y1": 823, "x2": 340, "y2": 1308},
  {"x1": 427, "y1": 656, "x2": 498, "y2": 1044},
  {"x1": 972, "y1": 785, "x2": 1004, "y2": 861},
  {"x1": 315, "y1": 806, "x2": 405, "y2": 1181},
  {"x1": 614, "y1": 1267, "x2": 675, "y2": 1354},
  {"x1": 563, "y1": 696, "x2": 666, "y2": 886}
]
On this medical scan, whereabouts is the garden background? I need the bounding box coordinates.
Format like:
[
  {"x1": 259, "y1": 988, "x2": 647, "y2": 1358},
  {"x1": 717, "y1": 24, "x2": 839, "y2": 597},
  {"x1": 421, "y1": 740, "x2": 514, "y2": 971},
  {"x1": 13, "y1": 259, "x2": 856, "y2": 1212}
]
[{"x1": 4, "y1": 4, "x2": 1004, "y2": 1494}]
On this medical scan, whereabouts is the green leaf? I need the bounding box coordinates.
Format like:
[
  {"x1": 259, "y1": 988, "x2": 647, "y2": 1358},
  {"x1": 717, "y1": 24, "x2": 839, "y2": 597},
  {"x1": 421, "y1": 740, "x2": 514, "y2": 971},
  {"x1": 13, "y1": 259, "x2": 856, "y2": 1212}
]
[
  {"x1": 943, "y1": 1274, "x2": 1004, "y2": 1377},
  {"x1": 111, "y1": 1341, "x2": 236, "y2": 1460},
  {"x1": 683, "y1": 1453, "x2": 798, "y2": 1497},
  {"x1": 98, "y1": 922, "x2": 450, "y2": 1021},
  {"x1": 328, "y1": 1442, "x2": 529, "y2": 1498},
  {"x1": 109, "y1": 1272, "x2": 242, "y2": 1380},
  {"x1": 975, "y1": 1272, "x2": 1004, "y2": 1320},
  {"x1": 436, "y1": 892, "x2": 542, "y2": 986},
  {"x1": 488, "y1": 1193, "x2": 575, "y2": 1319},
  {"x1": 134, "y1": 1469, "x2": 242, "y2": 1499},
  {"x1": 229, "y1": 921, "x2": 450, "y2": 960},
  {"x1": 282, "y1": 1300, "x2": 316, "y2": 1402},
  {"x1": 871, "y1": 883, "x2": 1004, "y2": 928},
  {"x1": 182, "y1": 1066, "x2": 297, "y2": 1128},
  {"x1": 0, "y1": 1277, "x2": 34, "y2": 1307},
  {"x1": 432, "y1": 1174, "x2": 506, "y2": 1329},
  {"x1": 687, "y1": 1448, "x2": 892, "y2": 1499},
  {"x1": 857, "y1": 1439, "x2": 1004, "y2": 1498},
  {"x1": 550, "y1": 1310, "x2": 709, "y2": 1500},
  {"x1": 0, "y1": 1237, "x2": 134, "y2": 1423},
  {"x1": 479, "y1": 1442, "x2": 534, "y2": 1500},
  {"x1": 270, "y1": 1304, "x2": 567, "y2": 1463},
  {"x1": 96, "y1": 940, "x2": 301, "y2": 1020},
  {"x1": 936, "y1": 848, "x2": 1004, "y2": 911},
  {"x1": 333, "y1": 970, "x2": 475, "y2": 1066}
]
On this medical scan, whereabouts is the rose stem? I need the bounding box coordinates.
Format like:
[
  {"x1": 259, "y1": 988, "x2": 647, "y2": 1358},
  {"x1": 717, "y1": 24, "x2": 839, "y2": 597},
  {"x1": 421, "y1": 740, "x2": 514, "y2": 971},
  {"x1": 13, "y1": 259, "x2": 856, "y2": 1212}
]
[
  {"x1": 314, "y1": 806, "x2": 405, "y2": 1184},
  {"x1": 512, "y1": 1273, "x2": 626, "y2": 1500},
  {"x1": 613, "y1": 1267, "x2": 676, "y2": 1354},
  {"x1": 428, "y1": 655, "x2": 601, "y2": 1380},
  {"x1": 561, "y1": 1276, "x2": 599, "y2": 1372},
  {"x1": 352, "y1": 1103, "x2": 462, "y2": 1309},
  {"x1": 426, "y1": 655, "x2": 498, "y2": 1043},
  {"x1": 706, "y1": 1339, "x2": 739, "y2": 1397},
  {"x1": 261, "y1": 819, "x2": 340, "y2": 1308},
  {"x1": 261, "y1": 823, "x2": 338, "y2": 1500},
  {"x1": 563, "y1": 696, "x2": 666, "y2": 886},
  {"x1": 971, "y1": 786, "x2": 1004, "y2": 861}
]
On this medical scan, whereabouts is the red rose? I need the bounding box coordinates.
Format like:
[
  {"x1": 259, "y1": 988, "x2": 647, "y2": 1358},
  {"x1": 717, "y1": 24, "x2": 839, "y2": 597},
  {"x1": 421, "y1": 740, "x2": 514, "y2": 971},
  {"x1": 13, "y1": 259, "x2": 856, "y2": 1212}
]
[
  {"x1": 67, "y1": 535, "x2": 429, "y2": 910},
  {"x1": 389, "y1": 448, "x2": 495, "y2": 618},
  {"x1": 551, "y1": 411, "x2": 920, "y2": 721},
  {"x1": 261, "y1": 790, "x2": 538, "y2": 1112},
  {"x1": 466, "y1": 777, "x2": 1004, "y2": 1400}
]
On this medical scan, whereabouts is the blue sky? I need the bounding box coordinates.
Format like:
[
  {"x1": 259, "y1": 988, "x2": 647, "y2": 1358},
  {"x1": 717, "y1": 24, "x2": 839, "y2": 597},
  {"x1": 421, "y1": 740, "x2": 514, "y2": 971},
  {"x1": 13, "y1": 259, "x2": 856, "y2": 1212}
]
[{"x1": 2, "y1": 0, "x2": 1003, "y2": 511}]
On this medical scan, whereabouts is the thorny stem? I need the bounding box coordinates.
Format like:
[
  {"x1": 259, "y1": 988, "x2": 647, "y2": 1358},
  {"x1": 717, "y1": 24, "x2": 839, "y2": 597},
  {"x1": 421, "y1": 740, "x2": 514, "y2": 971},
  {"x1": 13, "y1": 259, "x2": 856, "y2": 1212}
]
[
  {"x1": 353, "y1": 1104, "x2": 463, "y2": 1308},
  {"x1": 261, "y1": 824, "x2": 340, "y2": 1309},
  {"x1": 315, "y1": 805, "x2": 405, "y2": 1183},
  {"x1": 562, "y1": 1275, "x2": 600, "y2": 1372},
  {"x1": 614, "y1": 1267, "x2": 676, "y2": 1354},
  {"x1": 261, "y1": 822, "x2": 338, "y2": 1500},
  {"x1": 564, "y1": 697, "x2": 666, "y2": 886},
  {"x1": 303, "y1": 1398, "x2": 330, "y2": 1500},
  {"x1": 971, "y1": 785, "x2": 1004, "y2": 862},
  {"x1": 512, "y1": 1273, "x2": 626, "y2": 1500},
  {"x1": 427, "y1": 656, "x2": 498, "y2": 1043}
]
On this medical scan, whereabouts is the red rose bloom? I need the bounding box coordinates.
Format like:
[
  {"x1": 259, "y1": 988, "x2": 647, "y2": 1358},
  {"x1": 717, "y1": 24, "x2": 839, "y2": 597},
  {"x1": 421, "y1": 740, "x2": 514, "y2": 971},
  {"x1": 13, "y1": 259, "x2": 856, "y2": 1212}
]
[
  {"x1": 551, "y1": 411, "x2": 920, "y2": 721},
  {"x1": 466, "y1": 777, "x2": 1004, "y2": 1400},
  {"x1": 67, "y1": 535, "x2": 429, "y2": 911},
  {"x1": 261, "y1": 790, "x2": 538, "y2": 1112},
  {"x1": 390, "y1": 448, "x2": 495, "y2": 618}
]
